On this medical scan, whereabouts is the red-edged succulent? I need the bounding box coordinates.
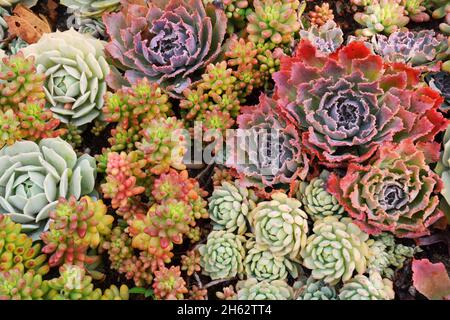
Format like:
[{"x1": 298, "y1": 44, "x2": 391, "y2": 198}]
[{"x1": 328, "y1": 139, "x2": 444, "y2": 238}]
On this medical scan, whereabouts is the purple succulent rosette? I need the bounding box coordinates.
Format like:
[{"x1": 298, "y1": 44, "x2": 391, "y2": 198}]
[{"x1": 103, "y1": 0, "x2": 227, "y2": 97}]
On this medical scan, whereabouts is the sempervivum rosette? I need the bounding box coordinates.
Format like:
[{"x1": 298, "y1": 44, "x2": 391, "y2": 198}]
[
  {"x1": 103, "y1": 0, "x2": 227, "y2": 96},
  {"x1": 0, "y1": 138, "x2": 96, "y2": 239},
  {"x1": 328, "y1": 139, "x2": 444, "y2": 238},
  {"x1": 22, "y1": 29, "x2": 110, "y2": 129},
  {"x1": 273, "y1": 39, "x2": 447, "y2": 167},
  {"x1": 226, "y1": 94, "x2": 309, "y2": 188}
]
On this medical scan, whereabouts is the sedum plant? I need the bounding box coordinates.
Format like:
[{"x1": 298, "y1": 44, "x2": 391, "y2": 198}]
[
  {"x1": 403, "y1": 0, "x2": 429, "y2": 22},
  {"x1": 295, "y1": 277, "x2": 338, "y2": 300},
  {"x1": 0, "y1": 138, "x2": 96, "y2": 238},
  {"x1": 338, "y1": 272, "x2": 395, "y2": 300},
  {"x1": 181, "y1": 250, "x2": 201, "y2": 276},
  {"x1": 22, "y1": 29, "x2": 110, "y2": 128},
  {"x1": 198, "y1": 230, "x2": 246, "y2": 280},
  {"x1": 308, "y1": 3, "x2": 334, "y2": 27},
  {"x1": 60, "y1": 0, "x2": 120, "y2": 18},
  {"x1": 248, "y1": 193, "x2": 308, "y2": 261},
  {"x1": 301, "y1": 216, "x2": 371, "y2": 285},
  {"x1": 152, "y1": 266, "x2": 188, "y2": 300},
  {"x1": 0, "y1": 268, "x2": 48, "y2": 300},
  {"x1": 236, "y1": 278, "x2": 294, "y2": 300}
]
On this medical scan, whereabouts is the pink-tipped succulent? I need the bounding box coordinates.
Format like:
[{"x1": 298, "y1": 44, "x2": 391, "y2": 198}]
[
  {"x1": 0, "y1": 109, "x2": 21, "y2": 148},
  {"x1": 153, "y1": 266, "x2": 188, "y2": 300},
  {"x1": 309, "y1": 3, "x2": 334, "y2": 26},
  {"x1": 273, "y1": 40, "x2": 447, "y2": 167},
  {"x1": 103, "y1": 0, "x2": 227, "y2": 97},
  {"x1": 181, "y1": 250, "x2": 201, "y2": 276},
  {"x1": 119, "y1": 251, "x2": 164, "y2": 287},
  {"x1": 328, "y1": 139, "x2": 444, "y2": 238}
]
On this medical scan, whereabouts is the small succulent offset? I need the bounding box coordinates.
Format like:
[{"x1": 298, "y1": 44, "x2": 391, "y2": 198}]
[
  {"x1": 208, "y1": 180, "x2": 257, "y2": 234},
  {"x1": 60, "y1": 0, "x2": 120, "y2": 18},
  {"x1": 103, "y1": 0, "x2": 227, "y2": 96},
  {"x1": 274, "y1": 40, "x2": 447, "y2": 167},
  {"x1": 354, "y1": 0, "x2": 409, "y2": 36},
  {"x1": 236, "y1": 278, "x2": 294, "y2": 300},
  {"x1": 402, "y1": 0, "x2": 429, "y2": 22},
  {"x1": 198, "y1": 230, "x2": 246, "y2": 280},
  {"x1": 328, "y1": 140, "x2": 444, "y2": 238},
  {"x1": 22, "y1": 29, "x2": 110, "y2": 128},
  {"x1": 299, "y1": 20, "x2": 344, "y2": 54},
  {"x1": 425, "y1": 71, "x2": 450, "y2": 111},
  {"x1": 372, "y1": 31, "x2": 449, "y2": 67},
  {"x1": 248, "y1": 193, "x2": 308, "y2": 261},
  {"x1": 0, "y1": 138, "x2": 96, "y2": 238},
  {"x1": 301, "y1": 216, "x2": 371, "y2": 285},
  {"x1": 338, "y1": 272, "x2": 395, "y2": 300},
  {"x1": 295, "y1": 277, "x2": 338, "y2": 300}
]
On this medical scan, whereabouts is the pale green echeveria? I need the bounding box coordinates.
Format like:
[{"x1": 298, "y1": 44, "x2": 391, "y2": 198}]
[
  {"x1": 0, "y1": 0, "x2": 37, "y2": 7},
  {"x1": 0, "y1": 138, "x2": 96, "y2": 239},
  {"x1": 236, "y1": 278, "x2": 294, "y2": 300},
  {"x1": 198, "y1": 230, "x2": 246, "y2": 280},
  {"x1": 338, "y1": 272, "x2": 395, "y2": 300},
  {"x1": 208, "y1": 181, "x2": 257, "y2": 235},
  {"x1": 294, "y1": 277, "x2": 338, "y2": 300},
  {"x1": 300, "y1": 216, "x2": 371, "y2": 285},
  {"x1": 249, "y1": 192, "x2": 308, "y2": 261},
  {"x1": 244, "y1": 242, "x2": 299, "y2": 281},
  {"x1": 22, "y1": 28, "x2": 110, "y2": 129},
  {"x1": 299, "y1": 20, "x2": 344, "y2": 54},
  {"x1": 61, "y1": 0, "x2": 120, "y2": 18}
]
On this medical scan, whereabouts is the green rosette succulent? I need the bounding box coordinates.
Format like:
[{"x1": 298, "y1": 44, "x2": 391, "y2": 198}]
[
  {"x1": 295, "y1": 277, "x2": 338, "y2": 300},
  {"x1": 236, "y1": 278, "x2": 294, "y2": 300},
  {"x1": 244, "y1": 241, "x2": 299, "y2": 281},
  {"x1": 22, "y1": 29, "x2": 110, "y2": 128},
  {"x1": 0, "y1": 138, "x2": 96, "y2": 238},
  {"x1": 0, "y1": 269, "x2": 49, "y2": 300},
  {"x1": 338, "y1": 272, "x2": 395, "y2": 300},
  {"x1": 61, "y1": 0, "x2": 120, "y2": 18},
  {"x1": 300, "y1": 216, "x2": 371, "y2": 285},
  {"x1": 208, "y1": 180, "x2": 257, "y2": 235},
  {"x1": 296, "y1": 171, "x2": 344, "y2": 221},
  {"x1": 248, "y1": 192, "x2": 308, "y2": 261},
  {"x1": 198, "y1": 230, "x2": 246, "y2": 280}
]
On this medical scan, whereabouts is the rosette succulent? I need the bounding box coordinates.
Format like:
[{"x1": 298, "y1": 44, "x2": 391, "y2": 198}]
[
  {"x1": 328, "y1": 139, "x2": 444, "y2": 238},
  {"x1": 338, "y1": 272, "x2": 395, "y2": 300},
  {"x1": 153, "y1": 266, "x2": 188, "y2": 300},
  {"x1": 372, "y1": 31, "x2": 449, "y2": 66},
  {"x1": 22, "y1": 29, "x2": 110, "y2": 128},
  {"x1": 299, "y1": 20, "x2": 344, "y2": 54},
  {"x1": 236, "y1": 278, "x2": 294, "y2": 300},
  {"x1": 226, "y1": 94, "x2": 309, "y2": 188},
  {"x1": 61, "y1": 0, "x2": 120, "y2": 18},
  {"x1": 354, "y1": 0, "x2": 409, "y2": 36},
  {"x1": 248, "y1": 193, "x2": 308, "y2": 260},
  {"x1": 296, "y1": 170, "x2": 344, "y2": 221},
  {"x1": 103, "y1": 0, "x2": 227, "y2": 96},
  {"x1": 300, "y1": 216, "x2": 371, "y2": 285},
  {"x1": 198, "y1": 230, "x2": 246, "y2": 280},
  {"x1": 295, "y1": 277, "x2": 338, "y2": 300},
  {"x1": 425, "y1": 71, "x2": 450, "y2": 111},
  {"x1": 273, "y1": 39, "x2": 447, "y2": 167},
  {"x1": 0, "y1": 138, "x2": 96, "y2": 238},
  {"x1": 208, "y1": 180, "x2": 257, "y2": 234}
]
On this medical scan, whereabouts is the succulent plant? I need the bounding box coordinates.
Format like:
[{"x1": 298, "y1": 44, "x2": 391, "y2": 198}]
[
  {"x1": 274, "y1": 40, "x2": 447, "y2": 167},
  {"x1": 0, "y1": 269, "x2": 48, "y2": 300},
  {"x1": 103, "y1": 0, "x2": 226, "y2": 97},
  {"x1": 425, "y1": 71, "x2": 450, "y2": 111},
  {"x1": 299, "y1": 20, "x2": 344, "y2": 54},
  {"x1": 204, "y1": 0, "x2": 249, "y2": 34},
  {"x1": 0, "y1": 0, "x2": 37, "y2": 7},
  {"x1": 295, "y1": 277, "x2": 338, "y2": 300},
  {"x1": 198, "y1": 230, "x2": 246, "y2": 280},
  {"x1": 212, "y1": 166, "x2": 233, "y2": 187},
  {"x1": 247, "y1": 0, "x2": 300, "y2": 45},
  {"x1": 226, "y1": 94, "x2": 309, "y2": 188},
  {"x1": 0, "y1": 7, "x2": 8, "y2": 50},
  {"x1": 354, "y1": 0, "x2": 409, "y2": 36},
  {"x1": 101, "y1": 226, "x2": 133, "y2": 271},
  {"x1": 372, "y1": 30, "x2": 449, "y2": 66},
  {"x1": 181, "y1": 249, "x2": 201, "y2": 276},
  {"x1": 249, "y1": 193, "x2": 308, "y2": 261},
  {"x1": 41, "y1": 196, "x2": 113, "y2": 267},
  {"x1": 0, "y1": 52, "x2": 45, "y2": 109},
  {"x1": 0, "y1": 215, "x2": 48, "y2": 274},
  {"x1": 216, "y1": 285, "x2": 237, "y2": 300},
  {"x1": 208, "y1": 180, "x2": 257, "y2": 234},
  {"x1": 308, "y1": 3, "x2": 334, "y2": 27},
  {"x1": 338, "y1": 272, "x2": 395, "y2": 300},
  {"x1": 8, "y1": 38, "x2": 28, "y2": 56},
  {"x1": 61, "y1": 0, "x2": 120, "y2": 18},
  {"x1": 244, "y1": 241, "x2": 299, "y2": 281},
  {"x1": 402, "y1": 0, "x2": 430, "y2": 22},
  {"x1": 22, "y1": 29, "x2": 110, "y2": 128},
  {"x1": 301, "y1": 216, "x2": 371, "y2": 285},
  {"x1": 433, "y1": 123, "x2": 450, "y2": 216},
  {"x1": 0, "y1": 109, "x2": 21, "y2": 148},
  {"x1": 189, "y1": 285, "x2": 208, "y2": 300},
  {"x1": 328, "y1": 139, "x2": 444, "y2": 238},
  {"x1": 295, "y1": 171, "x2": 344, "y2": 221},
  {"x1": 0, "y1": 138, "x2": 96, "y2": 238},
  {"x1": 119, "y1": 251, "x2": 161, "y2": 287},
  {"x1": 67, "y1": 16, "x2": 107, "y2": 39},
  {"x1": 236, "y1": 278, "x2": 294, "y2": 300},
  {"x1": 153, "y1": 266, "x2": 188, "y2": 300}
]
